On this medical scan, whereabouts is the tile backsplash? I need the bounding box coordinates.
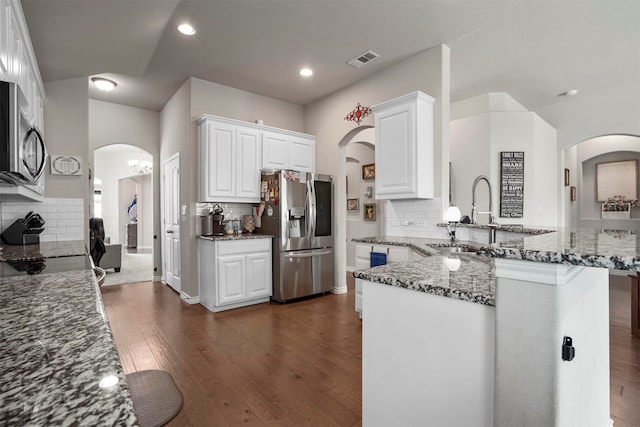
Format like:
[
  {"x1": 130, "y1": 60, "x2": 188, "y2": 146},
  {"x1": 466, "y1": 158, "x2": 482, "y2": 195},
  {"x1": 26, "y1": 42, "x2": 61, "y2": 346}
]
[
  {"x1": 195, "y1": 202, "x2": 255, "y2": 235},
  {"x1": 384, "y1": 198, "x2": 447, "y2": 238},
  {"x1": 0, "y1": 198, "x2": 85, "y2": 242}
]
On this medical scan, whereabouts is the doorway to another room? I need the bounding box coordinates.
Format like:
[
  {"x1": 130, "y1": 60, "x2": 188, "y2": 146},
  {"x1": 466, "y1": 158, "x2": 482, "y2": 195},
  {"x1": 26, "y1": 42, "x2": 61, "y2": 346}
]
[{"x1": 93, "y1": 144, "x2": 154, "y2": 286}]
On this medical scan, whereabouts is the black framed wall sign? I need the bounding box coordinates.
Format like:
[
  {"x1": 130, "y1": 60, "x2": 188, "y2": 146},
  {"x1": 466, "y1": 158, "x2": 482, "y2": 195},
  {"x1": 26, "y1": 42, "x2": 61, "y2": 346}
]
[{"x1": 500, "y1": 151, "x2": 524, "y2": 218}]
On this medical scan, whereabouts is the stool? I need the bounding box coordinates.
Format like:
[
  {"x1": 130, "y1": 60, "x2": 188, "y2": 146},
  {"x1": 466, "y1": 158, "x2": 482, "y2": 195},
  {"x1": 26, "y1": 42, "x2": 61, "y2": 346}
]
[{"x1": 125, "y1": 370, "x2": 183, "y2": 427}]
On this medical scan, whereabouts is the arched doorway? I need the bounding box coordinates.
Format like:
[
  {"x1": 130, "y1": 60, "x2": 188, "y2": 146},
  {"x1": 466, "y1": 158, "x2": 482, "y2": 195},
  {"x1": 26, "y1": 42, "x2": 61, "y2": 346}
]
[
  {"x1": 335, "y1": 125, "x2": 375, "y2": 293},
  {"x1": 93, "y1": 143, "x2": 154, "y2": 285},
  {"x1": 562, "y1": 134, "x2": 640, "y2": 229}
]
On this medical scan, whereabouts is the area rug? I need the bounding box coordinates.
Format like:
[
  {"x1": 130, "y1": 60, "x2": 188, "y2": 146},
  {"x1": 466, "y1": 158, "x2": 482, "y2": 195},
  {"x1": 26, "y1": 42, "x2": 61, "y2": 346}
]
[{"x1": 102, "y1": 251, "x2": 153, "y2": 286}]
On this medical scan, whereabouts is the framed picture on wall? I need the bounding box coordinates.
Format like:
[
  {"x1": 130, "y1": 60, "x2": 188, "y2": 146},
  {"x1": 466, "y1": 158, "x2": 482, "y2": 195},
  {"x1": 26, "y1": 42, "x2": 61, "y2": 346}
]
[
  {"x1": 347, "y1": 198, "x2": 359, "y2": 211},
  {"x1": 362, "y1": 163, "x2": 375, "y2": 180},
  {"x1": 364, "y1": 203, "x2": 376, "y2": 221}
]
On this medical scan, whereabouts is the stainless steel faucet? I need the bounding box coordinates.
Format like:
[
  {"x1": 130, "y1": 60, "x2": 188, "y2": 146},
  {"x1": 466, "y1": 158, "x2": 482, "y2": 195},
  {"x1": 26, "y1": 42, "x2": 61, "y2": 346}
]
[
  {"x1": 471, "y1": 175, "x2": 494, "y2": 224},
  {"x1": 471, "y1": 175, "x2": 499, "y2": 243}
]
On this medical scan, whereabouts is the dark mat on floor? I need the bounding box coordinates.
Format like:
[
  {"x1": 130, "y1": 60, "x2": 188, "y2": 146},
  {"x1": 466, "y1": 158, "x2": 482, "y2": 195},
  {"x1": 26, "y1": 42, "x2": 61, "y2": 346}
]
[{"x1": 126, "y1": 370, "x2": 183, "y2": 427}]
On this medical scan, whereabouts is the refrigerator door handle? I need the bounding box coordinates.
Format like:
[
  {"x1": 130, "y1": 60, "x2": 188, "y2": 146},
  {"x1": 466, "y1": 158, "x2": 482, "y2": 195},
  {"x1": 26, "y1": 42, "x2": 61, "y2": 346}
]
[
  {"x1": 306, "y1": 176, "x2": 314, "y2": 238},
  {"x1": 308, "y1": 174, "x2": 316, "y2": 238},
  {"x1": 283, "y1": 249, "x2": 333, "y2": 258}
]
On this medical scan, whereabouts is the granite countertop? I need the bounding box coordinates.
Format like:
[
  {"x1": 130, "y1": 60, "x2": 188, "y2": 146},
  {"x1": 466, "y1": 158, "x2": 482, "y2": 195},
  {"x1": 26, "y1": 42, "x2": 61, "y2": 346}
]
[
  {"x1": 352, "y1": 236, "x2": 479, "y2": 257},
  {"x1": 353, "y1": 253, "x2": 496, "y2": 306},
  {"x1": 198, "y1": 233, "x2": 274, "y2": 241},
  {"x1": 436, "y1": 223, "x2": 555, "y2": 235},
  {"x1": 477, "y1": 228, "x2": 640, "y2": 271},
  {"x1": 0, "y1": 269, "x2": 137, "y2": 425},
  {"x1": 0, "y1": 240, "x2": 87, "y2": 262}
]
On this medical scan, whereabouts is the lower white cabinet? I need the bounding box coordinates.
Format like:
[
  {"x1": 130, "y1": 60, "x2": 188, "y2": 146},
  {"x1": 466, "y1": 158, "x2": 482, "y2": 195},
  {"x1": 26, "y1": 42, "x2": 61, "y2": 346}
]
[
  {"x1": 354, "y1": 243, "x2": 413, "y2": 317},
  {"x1": 199, "y1": 237, "x2": 272, "y2": 312},
  {"x1": 354, "y1": 243, "x2": 413, "y2": 270}
]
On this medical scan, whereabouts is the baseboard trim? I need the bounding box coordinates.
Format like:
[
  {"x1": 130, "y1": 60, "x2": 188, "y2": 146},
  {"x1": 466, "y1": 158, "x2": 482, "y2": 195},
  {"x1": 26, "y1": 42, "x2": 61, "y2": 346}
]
[
  {"x1": 152, "y1": 275, "x2": 162, "y2": 282},
  {"x1": 180, "y1": 291, "x2": 200, "y2": 304},
  {"x1": 332, "y1": 285, "x2": 348, "y2": 294}
]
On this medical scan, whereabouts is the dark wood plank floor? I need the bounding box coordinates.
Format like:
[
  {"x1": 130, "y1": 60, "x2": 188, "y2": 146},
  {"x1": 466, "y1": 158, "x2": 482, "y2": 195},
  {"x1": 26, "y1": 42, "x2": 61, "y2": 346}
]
[
  {"x1": 102, "y1": 274, "x2": 640, "y2": 426},
  {"x1": 101, "y1": 281, "x2": 363, "y2": 426}
]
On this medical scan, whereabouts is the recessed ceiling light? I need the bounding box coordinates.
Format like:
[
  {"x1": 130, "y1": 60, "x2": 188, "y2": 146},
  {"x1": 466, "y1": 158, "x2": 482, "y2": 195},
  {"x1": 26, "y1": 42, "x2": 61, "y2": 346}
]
[
  {"x1": 177, "y1": 23, "x2": 196, "y2": 35},
  {"x1": 558, "y1": 89, "x2": 578, "y2": 97},
  {"x1": 300, "y1": 68, "x2": 313, "y2": 77},
  {"x1": 91, "y1": 77, "x2": 117, "y2": 92}
]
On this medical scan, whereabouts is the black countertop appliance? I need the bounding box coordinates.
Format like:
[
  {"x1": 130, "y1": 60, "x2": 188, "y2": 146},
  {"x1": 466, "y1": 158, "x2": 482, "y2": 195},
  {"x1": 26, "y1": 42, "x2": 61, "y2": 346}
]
[{"x1": 0, "y1": 211, "x2": 45, "y2": 244}]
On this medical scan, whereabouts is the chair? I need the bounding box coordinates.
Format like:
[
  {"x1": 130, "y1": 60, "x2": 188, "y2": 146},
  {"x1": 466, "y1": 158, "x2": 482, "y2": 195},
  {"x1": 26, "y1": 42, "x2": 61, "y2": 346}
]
[{"x1": 89, "y1": 218, "x2": 122, "y2": 272}]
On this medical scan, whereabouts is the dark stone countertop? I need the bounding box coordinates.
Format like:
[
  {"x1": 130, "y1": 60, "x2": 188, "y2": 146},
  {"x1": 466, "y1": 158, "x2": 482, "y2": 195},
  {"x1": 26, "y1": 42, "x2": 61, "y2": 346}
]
[{"x1": 0, "y1": 269, "x2": 137, "y2": 425}]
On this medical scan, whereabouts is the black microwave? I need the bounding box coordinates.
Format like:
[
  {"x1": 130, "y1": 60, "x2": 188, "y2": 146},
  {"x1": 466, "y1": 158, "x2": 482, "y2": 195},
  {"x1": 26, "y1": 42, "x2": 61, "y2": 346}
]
[{"x1": 0, "y1": 80, "x2": 46, "y2": 185}]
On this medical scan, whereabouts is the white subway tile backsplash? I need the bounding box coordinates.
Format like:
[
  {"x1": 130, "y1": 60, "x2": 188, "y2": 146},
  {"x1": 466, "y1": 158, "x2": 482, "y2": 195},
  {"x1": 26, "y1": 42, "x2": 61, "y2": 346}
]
[
  {"x1": 0, "y1": 197, "x2": 85, "y2": 242},
  {"x1": 384, "y1": 198, "x2": 443, "y2": 237}
]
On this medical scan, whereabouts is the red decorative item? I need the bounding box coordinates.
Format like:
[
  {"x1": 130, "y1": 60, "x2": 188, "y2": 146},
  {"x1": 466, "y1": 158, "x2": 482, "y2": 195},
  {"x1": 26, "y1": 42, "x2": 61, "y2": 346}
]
[{"x1": 345, "y1": 102, "x2": 372, "y2": 125}]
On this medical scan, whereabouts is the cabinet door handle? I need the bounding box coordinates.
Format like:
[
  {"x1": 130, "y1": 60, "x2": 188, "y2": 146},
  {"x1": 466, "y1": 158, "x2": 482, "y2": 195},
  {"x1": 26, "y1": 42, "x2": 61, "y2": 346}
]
[{"x1": 167, "y1": 230, "x2": 174, "y2": 234}]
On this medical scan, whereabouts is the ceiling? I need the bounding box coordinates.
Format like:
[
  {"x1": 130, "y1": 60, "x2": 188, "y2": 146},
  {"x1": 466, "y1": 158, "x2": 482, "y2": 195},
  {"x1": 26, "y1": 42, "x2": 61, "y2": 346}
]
[{"x1": 21, "y1": 0, "x2": 640, "y2": 116}]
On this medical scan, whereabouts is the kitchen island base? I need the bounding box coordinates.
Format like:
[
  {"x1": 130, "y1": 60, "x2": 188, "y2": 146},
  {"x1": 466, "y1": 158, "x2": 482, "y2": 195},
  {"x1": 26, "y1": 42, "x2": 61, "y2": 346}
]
[
  {"x1": 493, "y1": 259, "x2": 610, "y2": 427},
  {"x1": 361, "y1": 279, "x2": 495, "y2": 427}
]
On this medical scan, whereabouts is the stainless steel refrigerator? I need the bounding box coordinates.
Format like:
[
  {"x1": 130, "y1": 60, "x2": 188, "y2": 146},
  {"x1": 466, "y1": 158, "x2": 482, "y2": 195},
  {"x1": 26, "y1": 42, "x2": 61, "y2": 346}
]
[{"x1": 260, "y1": 171, "x2": 334, "y2": 302}]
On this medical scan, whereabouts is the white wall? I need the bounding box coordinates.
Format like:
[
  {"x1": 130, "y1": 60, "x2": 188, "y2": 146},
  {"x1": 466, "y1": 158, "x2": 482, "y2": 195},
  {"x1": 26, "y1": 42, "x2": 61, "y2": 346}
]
[
  {"x1": 159, "y1": 77, "x2": 305, "y2": 298},
  {"x1": 305, "y1": 46, "x2": 450, "y2": 291},
  {"x1": 345, "y1": 142, "x2": 379, "y2": 269},
  {"x1": 89, "y1": 99, "x2": 160, "y2": 271},
  {"x1": 93, "y1": 146, "x2": 152, "y2": 246},
  {"x1": 564, "y1": 135, "x2": 640, "y2": 227},
  {"x1": 450, "y1": 93, "x2": 558, "y2": 227}
]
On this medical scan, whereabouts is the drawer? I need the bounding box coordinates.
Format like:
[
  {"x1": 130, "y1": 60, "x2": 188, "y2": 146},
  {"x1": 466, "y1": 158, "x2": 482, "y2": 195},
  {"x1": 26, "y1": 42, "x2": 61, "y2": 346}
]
[{"x1": 216, "y1": 238, "x2": 271, "y2": 255}]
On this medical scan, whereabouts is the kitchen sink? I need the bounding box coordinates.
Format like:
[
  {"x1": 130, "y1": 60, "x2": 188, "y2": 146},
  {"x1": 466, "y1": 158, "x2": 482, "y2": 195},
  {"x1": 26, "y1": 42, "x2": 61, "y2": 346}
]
[{"x1": 427, "y1": 245, "x2": 477, "y2": 254}]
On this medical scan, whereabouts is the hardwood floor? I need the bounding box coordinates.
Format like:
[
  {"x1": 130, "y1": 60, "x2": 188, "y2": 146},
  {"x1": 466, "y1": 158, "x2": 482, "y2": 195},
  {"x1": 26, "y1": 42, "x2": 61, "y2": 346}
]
[
  {"x1": 610, "y1": 275, "x2": 640, "y2": 427},
  {"x1": 102, "y1": 275, "x2": 640, "y2": 426},
  {"x1": 101, "y1": 282, "x2": 363, "y2": 426}
]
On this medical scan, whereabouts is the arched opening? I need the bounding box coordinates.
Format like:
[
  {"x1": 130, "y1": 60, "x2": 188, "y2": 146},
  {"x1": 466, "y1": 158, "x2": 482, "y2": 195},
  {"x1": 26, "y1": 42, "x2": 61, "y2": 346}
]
[
  {"x1": 335, "y1": 125, "x2": 375, "y2": 293},
  {"x1": 93, "y1": 143, "x2": 154, "y2": 285},
  {"x1": 562, "y1": 134, "x2": 640, "y2": 229}
]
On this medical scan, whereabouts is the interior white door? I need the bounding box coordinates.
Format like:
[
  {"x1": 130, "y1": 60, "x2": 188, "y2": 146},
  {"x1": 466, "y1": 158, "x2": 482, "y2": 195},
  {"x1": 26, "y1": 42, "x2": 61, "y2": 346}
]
[{"x1": 163, "y1": 153, "x2": 181, "y2": 292}]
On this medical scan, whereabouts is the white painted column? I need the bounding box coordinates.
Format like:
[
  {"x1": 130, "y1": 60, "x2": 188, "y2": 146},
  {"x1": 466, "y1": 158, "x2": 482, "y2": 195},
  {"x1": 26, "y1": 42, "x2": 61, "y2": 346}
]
[
  {"x1": 493, "y1": 259, "x2": 610, "y2": 427},
  {"x1": 333, "y1": 144, "x2": 348, "y2": 294}
]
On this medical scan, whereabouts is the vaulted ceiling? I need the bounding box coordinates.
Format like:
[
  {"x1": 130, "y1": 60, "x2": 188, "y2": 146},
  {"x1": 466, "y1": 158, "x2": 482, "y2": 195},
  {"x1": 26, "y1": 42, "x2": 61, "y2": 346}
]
[{"x1": 21, "y1": 0, "x2": 640, "y2": 116}]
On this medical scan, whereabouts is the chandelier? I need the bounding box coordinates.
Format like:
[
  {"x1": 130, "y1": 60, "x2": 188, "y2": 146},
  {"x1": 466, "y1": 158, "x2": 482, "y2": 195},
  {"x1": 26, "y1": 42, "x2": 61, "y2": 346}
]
[{"x1": 128, "y1": 159, "x2": 152, "y2": 175}]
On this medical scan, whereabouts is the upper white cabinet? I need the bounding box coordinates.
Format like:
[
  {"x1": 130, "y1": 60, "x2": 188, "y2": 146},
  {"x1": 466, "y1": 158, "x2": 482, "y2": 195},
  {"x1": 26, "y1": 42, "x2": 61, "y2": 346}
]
[
  {"x1": 261, "y1": 129, "x2": 315, "y2": 173},
  {"x1": 0, "y1": 0, "x2": 44, "y2": 132},
  {"x1": 198, "y1": 116, "x2": 261, "y2": 203},
  {"x1": 371, "y1": 91, "x2": 435, "y2": 199}
]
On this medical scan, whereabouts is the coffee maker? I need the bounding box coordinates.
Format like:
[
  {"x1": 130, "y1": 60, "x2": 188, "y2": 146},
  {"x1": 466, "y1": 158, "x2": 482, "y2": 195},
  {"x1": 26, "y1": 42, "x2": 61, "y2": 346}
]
[{"x1": 201, "y1": 204, "x2": 225, "y2": 236}]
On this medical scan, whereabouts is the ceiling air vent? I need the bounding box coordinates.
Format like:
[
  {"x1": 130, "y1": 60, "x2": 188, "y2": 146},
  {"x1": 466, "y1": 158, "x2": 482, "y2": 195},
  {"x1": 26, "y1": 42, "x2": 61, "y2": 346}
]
[{"x1": 347, "y1": 50, "x2": 380, "y2": 68}]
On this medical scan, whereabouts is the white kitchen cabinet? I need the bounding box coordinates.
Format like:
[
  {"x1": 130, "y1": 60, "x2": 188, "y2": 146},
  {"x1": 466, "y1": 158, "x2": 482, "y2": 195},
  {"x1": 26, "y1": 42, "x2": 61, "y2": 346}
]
[
  {"x1": 354, "y1": 243, "x2": 413, "y2": 270},
  {"x1": 197, "y1": 116, "x2": 261, "y2": 203},
  {"x1": 261, "y1": 129, "x2": 315, "y2": 173},
  {"x1": 371, "y1": 91, "x2": 435, "y2": 199},
  {"x1": 0, "y1": 0, "x2": 46, "y2": 202},
  {"x1": 0, "y1": 0, "x2": 10, "y2": 80},
  {"x1": 198, "y1": 237, "x2": 272, "y2": 312},
  {"x1": 354, "y1": 243, "x2": 413, "y2": 317}
]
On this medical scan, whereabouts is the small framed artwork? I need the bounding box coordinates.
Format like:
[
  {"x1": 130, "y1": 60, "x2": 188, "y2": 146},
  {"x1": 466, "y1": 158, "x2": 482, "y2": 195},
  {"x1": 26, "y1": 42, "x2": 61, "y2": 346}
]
[
  {"x1": 364, "y1": 203, "x2": 376, "y2": 221},
  {"x1": 564, "y1": 168, "x2": 570, "y2": 186},
  {"x1": 362, "y1": 163, "x2": 375, "y2": 180},
  {"x1": 347, "y1": 198, "x2": 359, "y2": 211},
  {"x1": 570, "y1": 186, "x2": 577, "y2": 201},
  {"x1": 51, "y1": 155, "x2": 82, "y2": 176}
]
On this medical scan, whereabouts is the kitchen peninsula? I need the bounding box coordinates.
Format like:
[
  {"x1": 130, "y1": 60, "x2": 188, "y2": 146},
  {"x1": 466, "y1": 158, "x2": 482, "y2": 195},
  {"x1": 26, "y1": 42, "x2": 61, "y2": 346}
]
[
  {"x1": 355, "y1": 228, "x2": 639, "y2": 426},
  {"x1": 0, "y1": 241, "x2": 137, "y2": 425}
]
